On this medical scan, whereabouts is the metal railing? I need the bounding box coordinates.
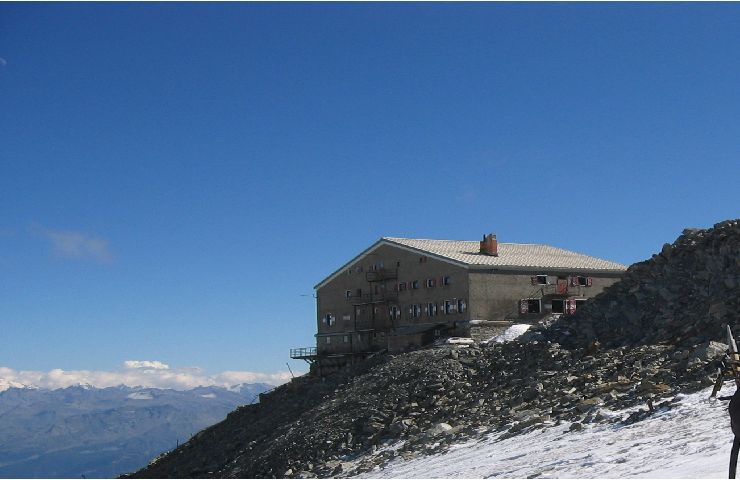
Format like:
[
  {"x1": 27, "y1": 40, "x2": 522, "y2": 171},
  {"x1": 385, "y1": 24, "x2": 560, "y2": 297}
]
[
  {"x1": 290, "y1": 347, "x2": 317, "y2": 358},
  {"x1": 365, "y1": 268, "x2": 398, "y2": 282}
]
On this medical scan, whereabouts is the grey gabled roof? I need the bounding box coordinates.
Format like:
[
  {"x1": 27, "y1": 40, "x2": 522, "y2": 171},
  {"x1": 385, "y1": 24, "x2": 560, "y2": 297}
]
[
  {"x1": 315, "y1": 236, "x2": 627, "y2": 290},
  {"x1": 384, "y1": 237, "x2": 628, "y2": 272}
]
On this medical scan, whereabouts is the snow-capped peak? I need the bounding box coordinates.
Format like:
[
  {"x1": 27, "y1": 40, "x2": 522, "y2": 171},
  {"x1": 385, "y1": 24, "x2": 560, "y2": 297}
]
[{"x1": 0, "y1": 378, "x2": 32, "y2": 392}]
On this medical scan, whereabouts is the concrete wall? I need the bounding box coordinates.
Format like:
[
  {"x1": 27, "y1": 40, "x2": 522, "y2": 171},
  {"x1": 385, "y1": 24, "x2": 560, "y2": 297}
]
[
  {"x1": 315, "y1": 242, "x2": 469, "y2": 354},
  {"x1": 468, "y1": 270, "x2": 623, "y2": 321}
]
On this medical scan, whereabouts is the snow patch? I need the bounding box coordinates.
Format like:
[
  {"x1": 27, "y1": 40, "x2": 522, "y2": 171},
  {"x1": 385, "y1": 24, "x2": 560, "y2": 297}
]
[
  {"x1": 200, "y1": 393, "x2": 217, "y2": 399},
  {"x1": 126, "y1": 392, "x2": 153, "y2": 400},
  {"x1": 360, "y1": 384, "x2": 737, "y2": 478},
  {"x1": 0, "y1": 378, "x2": 30, "y2": 392},
  {"x1": 484, "y1": 324, "x2": 531, "y2": 344}
]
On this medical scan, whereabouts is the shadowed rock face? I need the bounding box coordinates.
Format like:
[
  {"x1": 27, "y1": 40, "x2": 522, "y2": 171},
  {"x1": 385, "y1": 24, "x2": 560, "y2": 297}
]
[
  {"x1": 0, "y1": 384, "x2": 270, "y2": 478},
  {"x1": 129, "y1": 220, "x2": 740, "y2": 479},
  {"x1": 546, "y1": 219, "x2": 740, "y2": 349}
]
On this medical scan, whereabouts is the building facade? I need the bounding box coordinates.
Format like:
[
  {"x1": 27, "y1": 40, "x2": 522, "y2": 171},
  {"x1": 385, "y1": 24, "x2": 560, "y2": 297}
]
[{"x1": 292, "y1": 234, "x2": 627, "y2": 371}]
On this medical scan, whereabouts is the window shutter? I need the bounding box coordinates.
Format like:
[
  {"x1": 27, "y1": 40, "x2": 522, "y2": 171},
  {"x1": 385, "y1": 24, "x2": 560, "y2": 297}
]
[
  {"x1": 519, "y1": 300, "x2": 528, "y2": 314},
  {"x1": 570, "y1": 276, "x2": 578, "y2": 287},
  {"x1": 587, "y1": 277, "x2": 593, "y2": 287},
  {"x1": 531, "y1": 276, "x2": 537, "y2": 285}
]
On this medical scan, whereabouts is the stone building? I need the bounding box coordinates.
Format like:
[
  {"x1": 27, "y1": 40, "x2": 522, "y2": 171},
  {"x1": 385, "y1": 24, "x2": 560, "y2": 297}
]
[{"x1": 291, "y1": 233, "x2": 626, "y2": 372}]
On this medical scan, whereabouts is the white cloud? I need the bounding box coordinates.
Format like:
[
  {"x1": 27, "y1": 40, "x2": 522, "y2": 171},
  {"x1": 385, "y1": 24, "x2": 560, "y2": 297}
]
[
  {"x1": 123, "y1": 360, "x2": 170, "y2": 370},
  {"x1": 36, "y1": 226, "x2": 114, "y2": 263},
  {"x1": 0, "y1": 361, "x2": 298, "y2": 392}
]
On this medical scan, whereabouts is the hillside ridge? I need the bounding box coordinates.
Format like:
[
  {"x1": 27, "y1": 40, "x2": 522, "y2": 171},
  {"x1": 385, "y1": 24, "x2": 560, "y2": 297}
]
[{"x1": 129, "y1": 219, "x2": 739, "y2": 479}]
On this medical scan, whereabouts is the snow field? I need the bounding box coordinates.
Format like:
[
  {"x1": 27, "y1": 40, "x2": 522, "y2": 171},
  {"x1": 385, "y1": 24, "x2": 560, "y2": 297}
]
[{"x1": 360, "y1": 384, "x2": 737, "y2": 478}]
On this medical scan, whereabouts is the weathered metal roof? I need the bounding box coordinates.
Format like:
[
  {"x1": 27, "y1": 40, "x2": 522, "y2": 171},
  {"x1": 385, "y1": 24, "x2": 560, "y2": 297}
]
[{"x1": 383, "y1": 237, "x2": 628, "y2": 272}]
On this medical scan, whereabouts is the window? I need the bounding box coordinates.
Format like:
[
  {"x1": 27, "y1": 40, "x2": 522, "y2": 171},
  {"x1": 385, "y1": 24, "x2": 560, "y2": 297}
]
[
  {"x1": 390, "y1": 306, "x2": 400, "y2": 319},
  {"x1": 444, "y1": 300, "x2": 457, "y2": 314},
  {"x1": 355, "y1": 307, "x2": 362, "y2": 316},
  {"x1": 457, "y1": 299, "x2": 467, "y2": 313},
  {"x1": 551, "y1": 299, "x2": 565, "y2": 314},
  {"x1": 443, "y1": 276, "x2": 451, "y2": 286},
  {"x1": 576, "y1": 299, "x2": 587, "y2": 309},
  {"x1": 342, "y1": 314, "x2": 351, "y2": 322},
  {"x1": 420, "y1": 256, "x2": 427, "y2": 263},
  {"x1": 343, "y1": 335, "x2": 349, "y2": 343},
  {"x1": 433, "y1": 329, "x2": 441, "y2": 337},
  {"x1": 396, "y1": 261, "x2": 401, "y2": 267},
  {"x1": 398, "y1": 282, "x2": 407, "y2": 291},
  {"x1": 426, "y1": 278, "x2": 436, "y2": 288},
  {"x1": 519, "y1": 299, "x2": 541, "y2": 314},
  {"x1": 532, "y1": 275, "x2": 548, "y2": 285},
  {"x1": 571, "y1": 276, "x2": 593, "y2": 287},
  {"x1": 356, "y1": 288, "x2": 362, "y2": 297},
  {"x1": 427, "y1": 302, "x2": 437, "y2": 316},
  {"x1": 323, "y1": 314, "x2": 335, "y2": 325},
  {"x1": 412, "y1": 304, "x2": 422, "y2": 318},
  {"x1": 411, "y1": 280, "x2": 420, "y2": 289},
  {"x1": 346, "y1": 290, "x2": 352, "y2": 299},
  {"x1": 326, "y1": 336, "x2": 331, "y2": 344}
]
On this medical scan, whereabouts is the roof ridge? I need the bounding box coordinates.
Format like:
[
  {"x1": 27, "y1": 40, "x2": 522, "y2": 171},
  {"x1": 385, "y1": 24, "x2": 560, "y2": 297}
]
[{"x1": 383, "y1": 237, "x2": 543, "y2": 246}]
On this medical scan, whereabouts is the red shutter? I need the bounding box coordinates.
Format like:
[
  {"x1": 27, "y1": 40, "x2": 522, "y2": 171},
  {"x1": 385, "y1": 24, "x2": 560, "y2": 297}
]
[
  {"x1": 519, "y1": 299, "x2": 528, "y2": 314},
  {"x1": 570, "y1": 276, "x2": 578, "y2": 287},
  {"x1": 531, "y1": 276, "x2": 537, "y2": 285},
  {"x1": 587, "y1": 277, "x2": 593, "y2": 287}
]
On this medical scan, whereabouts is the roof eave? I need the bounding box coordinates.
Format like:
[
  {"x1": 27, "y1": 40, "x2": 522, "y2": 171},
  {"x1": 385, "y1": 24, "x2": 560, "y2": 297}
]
[{"x1": 467, "y1": 264, "x2": 627, "y2": 274}]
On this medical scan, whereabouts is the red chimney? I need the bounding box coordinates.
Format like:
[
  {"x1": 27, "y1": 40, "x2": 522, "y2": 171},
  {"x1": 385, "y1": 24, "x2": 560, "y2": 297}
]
[{"x1": 480, "y1": 233, "x2": 498, "y2": 256}]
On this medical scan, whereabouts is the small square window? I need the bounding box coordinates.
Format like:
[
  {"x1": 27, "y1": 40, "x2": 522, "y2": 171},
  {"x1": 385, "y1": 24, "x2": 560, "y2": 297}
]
[
  {"x1": 443, "y1": 276, "x2": 451, "y2": 286},
  {"x1": 411, "y1": 280, "x2": 420, "y2": 289},
  {"x1": 398, "y1": 282, "x2": 407, "y2": 291},
  {"x1": 325, "y1": 336, "x2": 331, "y2": 345},
  {"x1": 527, "y1": 299, "x2": 541, "y2": 314},
  {"x1": 343, "y1": 335, "x2": 349, "y2": 343},
  {"x1": 444, "y1": 300, "x2": 455, "y2": 314},
  {"x1": 426, "y1": 278, "x2": 436, "y2": 288},
  {"x1": 346, "y1": 290, "x2": 352, "y2": 298},
  {"x1": 536, "y1": 275, "x2": 548, "y2": 285}
]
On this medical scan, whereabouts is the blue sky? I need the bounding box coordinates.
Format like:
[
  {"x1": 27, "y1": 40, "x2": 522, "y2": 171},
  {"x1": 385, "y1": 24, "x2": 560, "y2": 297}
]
[{"x1": 1, "y1": 3, "x2": 738, "y2": 381}]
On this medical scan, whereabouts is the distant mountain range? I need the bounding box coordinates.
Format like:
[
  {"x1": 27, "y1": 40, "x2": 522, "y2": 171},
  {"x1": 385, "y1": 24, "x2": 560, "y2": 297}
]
[{"x1": 0, "y1": 382, "x2": 272, "y2": 478}]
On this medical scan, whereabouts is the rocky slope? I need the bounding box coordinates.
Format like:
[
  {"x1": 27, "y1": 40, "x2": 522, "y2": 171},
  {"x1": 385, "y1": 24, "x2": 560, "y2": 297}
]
[{"x1": 129, "y1": 219, "x2": 739, "y2": 479}]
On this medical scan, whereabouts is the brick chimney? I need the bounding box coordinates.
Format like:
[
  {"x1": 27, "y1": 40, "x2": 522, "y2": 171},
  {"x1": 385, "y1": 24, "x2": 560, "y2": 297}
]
[{"x1": 480, "y1": 233, "x2": 498, "y2": 256}]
